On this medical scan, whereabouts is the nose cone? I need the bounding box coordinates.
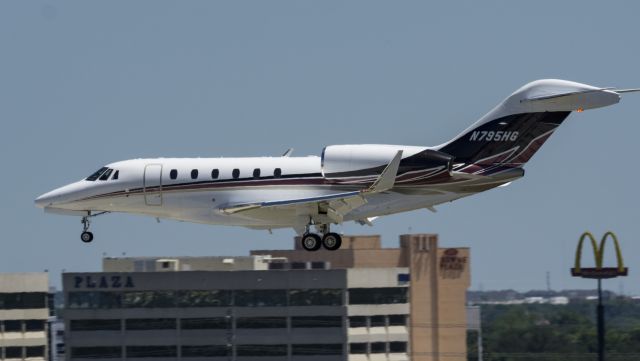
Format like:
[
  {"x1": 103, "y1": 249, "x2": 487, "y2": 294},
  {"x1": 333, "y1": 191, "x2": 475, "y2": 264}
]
[
  {"x1": 35, "y1": 181, "x2": 88, "y2": 209},
  {"x1": 35, "y1": 189, "x2": 64, "y2": 208}
]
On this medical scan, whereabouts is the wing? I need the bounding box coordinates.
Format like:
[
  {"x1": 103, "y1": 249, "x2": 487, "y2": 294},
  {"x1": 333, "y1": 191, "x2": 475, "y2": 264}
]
[{"x1": 221, "y1": 150, "x2": 403, "y2": 223}]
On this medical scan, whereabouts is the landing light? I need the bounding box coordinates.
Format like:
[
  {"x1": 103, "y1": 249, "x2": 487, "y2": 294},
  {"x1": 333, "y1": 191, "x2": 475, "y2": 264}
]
[{"x1": 576, "y1": 107, "x2": 584, "y2": 112}]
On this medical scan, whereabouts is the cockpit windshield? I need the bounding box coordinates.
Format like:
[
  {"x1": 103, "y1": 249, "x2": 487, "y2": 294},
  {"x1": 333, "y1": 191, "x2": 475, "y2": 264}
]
[
  {"x1": 86, "y1": 167, "x2": 108, "y2": 181},
  {"x1": 98, "y1": 169, "x2": 113, "y2": 181}
]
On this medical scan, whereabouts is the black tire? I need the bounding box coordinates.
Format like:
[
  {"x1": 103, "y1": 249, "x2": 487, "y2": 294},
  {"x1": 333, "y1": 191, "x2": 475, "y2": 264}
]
[
  {"x1": 81, "y1": 231, "x2": 94, "y2": 243},
  {"x1": 301, "y1": 233, "x2": 322, "y2": 251},
  {"x1": 322, "y1": 232, "x2": 342, "y2": 251}
]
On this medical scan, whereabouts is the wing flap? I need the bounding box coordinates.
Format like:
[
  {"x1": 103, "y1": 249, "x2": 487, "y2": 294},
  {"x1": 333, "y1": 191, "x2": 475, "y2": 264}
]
[{"x1": 221, "y1": 191, "x2": 362, "y2": 215}]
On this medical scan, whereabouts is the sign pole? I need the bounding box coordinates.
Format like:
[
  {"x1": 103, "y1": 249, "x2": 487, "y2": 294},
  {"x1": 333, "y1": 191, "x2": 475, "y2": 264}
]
[
  {"x1": 571, "y1": 231, "x2": 628, "y2": 361},
  {"x1": 597, "y1": 279, "x2": 604, "y2": 361}
]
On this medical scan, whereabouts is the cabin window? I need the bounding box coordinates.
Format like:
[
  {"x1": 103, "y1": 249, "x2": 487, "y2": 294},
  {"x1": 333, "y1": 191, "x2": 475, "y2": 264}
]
[
  {"x1": 99, "y1": 169, "x2": 113, "y2": 181},
  {"x1": 191, "y1": 169, "x2": 199, "y2": 180},
  {"x1": 112, "y1": 170, "x2": 119, "y2": 180},
  {"x1": 253, "y1": 168, "x2": 260, "y2": 179},
  {"x1": 211, "y1": 169, "x2": 219, "y2": 179},
  {"x1": 86, "y1": 167, "x2": 108, "y2": 181},
  {"x1": 274, "y1": 168, "x2": 282, "y2": 178},
  {"x1": 232, "y1": 169, "x2": 240, "y2": 179},
  {"x1": 170, "y1": 169, "x2": 178, "y2": 180}
]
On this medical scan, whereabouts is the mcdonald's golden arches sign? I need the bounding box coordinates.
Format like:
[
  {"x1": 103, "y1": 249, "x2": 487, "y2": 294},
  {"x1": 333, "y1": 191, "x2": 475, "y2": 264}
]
[{"x1": 571, "y1": 231, "x2": 628, "y2": 279}]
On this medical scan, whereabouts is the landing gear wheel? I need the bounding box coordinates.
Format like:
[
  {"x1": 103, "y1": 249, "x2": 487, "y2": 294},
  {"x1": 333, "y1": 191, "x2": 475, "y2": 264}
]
[
  {"x1": 322, "y1": 232, "x2": 342, "y2": 251},
  {"x1": 81, "y1": 231, "x2": 94, "y2": 243},
  {"x1": 301, "y1": 233, "x2": 322, "y2": 251}
]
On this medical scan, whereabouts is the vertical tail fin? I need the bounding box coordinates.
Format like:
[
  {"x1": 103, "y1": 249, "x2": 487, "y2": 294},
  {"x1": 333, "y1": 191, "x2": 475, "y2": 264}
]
[{"x1": 437, "y1": 79, "x2": 621, "y2": 169}]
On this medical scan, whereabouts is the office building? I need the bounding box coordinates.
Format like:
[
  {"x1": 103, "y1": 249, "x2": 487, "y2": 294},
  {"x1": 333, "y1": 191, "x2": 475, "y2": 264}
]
[
  {"x1": 64, "y1": 233, "x2": 470, "y2": 361},
  {"x1": 0, "y1": 273, "x2": 49, "y2": 361}
]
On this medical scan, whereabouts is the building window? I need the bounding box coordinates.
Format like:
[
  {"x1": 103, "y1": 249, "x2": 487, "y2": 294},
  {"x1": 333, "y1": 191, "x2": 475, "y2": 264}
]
[
  {"x1": 24, "y1": 319, "x2": 46, "y2": 331},
  {"x1": 253, "y1": 168, "x2": 261, "y2": 179},
  {"x1": 181, "y1": 318, "x2": 229, "y2": 330},
  {"x1": 170, "y1": 169, "x2": 178, "y2": 180},
  {"x1": 232, "y1": 168, "x2": 240, "y2": 179},
  {"x1": 125, "y1": 318, "x2": 176, "y2": 331},
  {"x1": 289, "y1": 289, "x2": 343, "y2": 306},
  {"x1": 349, "y1": 316, "x2": 367, "y2": 328},
  {"x1": 211, "y1": 169, "x2": 219, "y2": 179},
  {"x1": 292, "y1": 344, "x2": 343, "y2": 355},
  {"x1": 234, "y1": 290, "x2": 287, "y2": 307},
  {"x1": 126, "y1": 346, "x2": 177, "y2": 358},
  {"x1": 291, "y1": 316, "x2": 342, "y2": 328},
  {"x1": 25, "y1": 346, "x2": 45, "y2": 358},
  {"x1": 71, "y1": 346, "x2": 122, "y2": 359},
  {"x1": 371, "y1": 342, "x2": 386, "y2": 353},
  {"x1": 348, "y1": 287, "x2": 408, "y2": 305},
  {"x1": 5, "y1": 347, "x2": 22, "y2": 359},
  {"x1": 388, "y1": 314, "x2": 407, "y2": 326},
  {"x1": 190, "y1": 169, "x2": 198, "y2": 179},
  {"x1": 70, "y1": 319, "x2": 121, "y2": 331},
  {"x1": 3, "y1": 320, "x2": 22, "y2": 332},
  {"x1": 177, "y1": 290, "x2": 232, "y2": 307},
  {"x1": 370, "y1": 315, "x2": 386, "y2": 327},
  {"x1": 274, "y1": 168, "x2": 282, "y2": 178},
  {"x1": 181, "y1": 345, "x2": 230, "y2": 357},
  {"x1": 122, "y1": 291, "x2": 176, "y2": 308},
  {"x1": 0, "y1": 292, "x2": 47, "y2": 309},
  {"x1": 67, "y1": 292, "x2": 122, "y2": 309},
  {"x1": 236, "y1": 345, "x2": 287, "y2": 357},
  {"x1": 236, "y1": 317, "x2": 286, "y2": 329},
  {"x1": 349, "y1": 343, "x2": 367, "y2": 354},
  {"x1": 389, "y1": 341, "x2": 408, "y2": 353}
]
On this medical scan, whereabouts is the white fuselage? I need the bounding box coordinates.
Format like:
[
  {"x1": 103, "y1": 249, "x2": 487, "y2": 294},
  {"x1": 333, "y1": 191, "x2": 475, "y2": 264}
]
[{"x1": 36, "y1": 150, "x2": 497, "y2": 230}]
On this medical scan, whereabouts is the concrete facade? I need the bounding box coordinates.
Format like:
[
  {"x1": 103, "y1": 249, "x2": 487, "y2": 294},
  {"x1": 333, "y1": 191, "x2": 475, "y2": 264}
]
[
  {"x1": 102, "y1": 256, "x2": 277, "y2": 273},
  {"x1": 0, "y1": 273, "x2": 50, "y2": 361}
]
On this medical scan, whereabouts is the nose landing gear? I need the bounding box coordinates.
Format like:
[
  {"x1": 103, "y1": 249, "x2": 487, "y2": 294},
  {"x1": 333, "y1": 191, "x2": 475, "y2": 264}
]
[
  {"x1": 81, "y1": 216, "x2": 93, "y2": 243},
  {"x1": 79, "y1": 211, "x2": 109, "y2": 243},
  {"x1": 300, "y1": 223, "x2": 342, "y2": 251}
]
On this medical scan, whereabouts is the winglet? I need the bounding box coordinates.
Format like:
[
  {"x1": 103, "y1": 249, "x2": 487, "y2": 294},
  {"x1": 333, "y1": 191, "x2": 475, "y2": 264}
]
[{"x1": 366, "y1": 150, "x2": 403, "y2": 193}]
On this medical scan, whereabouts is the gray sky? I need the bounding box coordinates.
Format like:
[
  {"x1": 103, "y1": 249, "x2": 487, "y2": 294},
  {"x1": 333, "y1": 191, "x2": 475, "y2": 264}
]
[{"x1": 2, "y1": 1, "x2": 639, "y2": 293}]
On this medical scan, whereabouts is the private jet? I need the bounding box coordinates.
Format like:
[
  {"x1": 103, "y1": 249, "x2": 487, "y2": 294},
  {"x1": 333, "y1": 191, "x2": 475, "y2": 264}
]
[{"x1": 35, "y1": 79, "x2": 638, "y2": 251}]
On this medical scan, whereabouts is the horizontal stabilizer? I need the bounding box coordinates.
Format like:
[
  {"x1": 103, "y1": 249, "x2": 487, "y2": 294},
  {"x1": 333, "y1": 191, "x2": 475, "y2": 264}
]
[{"x1": 613, "y1": 88, "x2": 640, "y2": 94}]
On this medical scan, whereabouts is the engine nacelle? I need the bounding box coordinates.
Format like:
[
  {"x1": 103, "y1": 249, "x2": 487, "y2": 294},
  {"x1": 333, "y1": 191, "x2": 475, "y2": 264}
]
[{"x1": 321, "y1": 144, "x2": 454, "y2": 179}]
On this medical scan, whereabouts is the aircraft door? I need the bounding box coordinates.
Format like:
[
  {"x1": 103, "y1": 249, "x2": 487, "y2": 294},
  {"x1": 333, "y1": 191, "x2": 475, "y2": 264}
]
[{"x1": 143, "y1": 164, "x2": 163, "y2": 206}]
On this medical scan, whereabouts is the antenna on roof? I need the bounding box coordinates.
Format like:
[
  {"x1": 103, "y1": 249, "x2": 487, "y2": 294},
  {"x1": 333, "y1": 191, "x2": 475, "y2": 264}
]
[
  {"x1": 546, "y1": 271, "x2": 551, "y2": 291},
  {"x1": 281, "y1": 148, "x2": 294, "y2": 157}
]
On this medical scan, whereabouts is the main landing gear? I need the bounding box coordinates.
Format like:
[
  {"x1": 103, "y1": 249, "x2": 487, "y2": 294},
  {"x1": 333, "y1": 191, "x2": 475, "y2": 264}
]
[
  {"x1": 300, "y1": 224, "x2": 342, "y2": 252},
  {"x1": 79, "y1": 211, "x2": 109, "y2": 243}
]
